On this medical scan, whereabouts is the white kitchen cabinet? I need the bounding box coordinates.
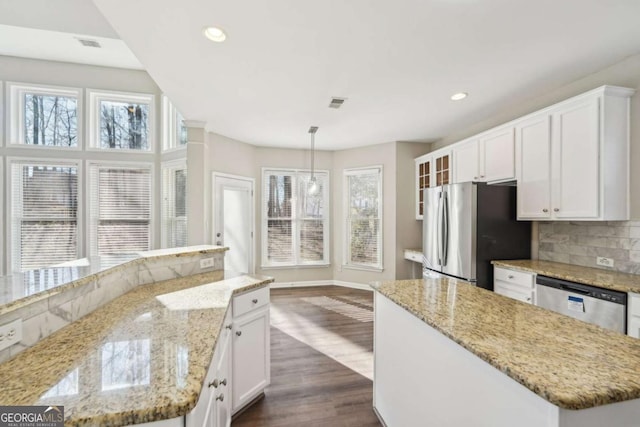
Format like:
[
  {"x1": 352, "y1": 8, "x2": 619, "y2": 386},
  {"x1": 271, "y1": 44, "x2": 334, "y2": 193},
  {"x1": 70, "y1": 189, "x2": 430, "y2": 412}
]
[
  {"x1": 516, "y1": 86, "x2": 634, "y2": 221},
  {"x1": 627, "y1": 293, "x2": 640, "y2": 338},
  {"x1": 185, "y1": 309, "x2": 233, "y2": 427},
  {"x1": 232, "y1": 287, "x2": 270, "y2": 414},
  {"x1": 494, "y1": 266, "x2": 535, "y2": 304},
  {"x1": 415, "y1": 148, "x2": 452, "y2": 219},
  {"x1": 481, "y1": 127, "x2": 515, "y2": 183},
  {"x1": 452, "y1": 139, "x2": 479, "y2": 183},
  {"x1": 453, "y1": 128, "x2": 515, "y2": 185}
]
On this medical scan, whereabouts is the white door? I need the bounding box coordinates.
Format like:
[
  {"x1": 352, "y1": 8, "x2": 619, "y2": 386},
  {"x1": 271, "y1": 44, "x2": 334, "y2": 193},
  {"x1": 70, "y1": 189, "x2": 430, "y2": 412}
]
[
  {"x1": 213, "y1": 174, "x2": 254, "y2": 274},
  {"x1": 515, "y1": 114, "x2": 552, "y2": 219}
]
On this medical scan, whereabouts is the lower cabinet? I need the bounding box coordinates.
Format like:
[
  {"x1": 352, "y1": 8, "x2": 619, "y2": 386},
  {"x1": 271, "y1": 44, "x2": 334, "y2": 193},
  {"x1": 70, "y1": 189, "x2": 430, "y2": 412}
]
[
  {"x1": 232, "y1": 287, "x2": 271, "y2": 414},
  {"x1": 493, "y1": 266, "x2": 535, "y2": 304},
  {"x1": 186, "y1": 308, "x2": 232, "y2": 427}
]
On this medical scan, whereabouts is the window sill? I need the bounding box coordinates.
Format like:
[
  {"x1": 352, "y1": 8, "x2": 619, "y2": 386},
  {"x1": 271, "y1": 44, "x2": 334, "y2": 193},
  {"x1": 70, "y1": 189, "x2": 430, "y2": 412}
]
[
  {"x1": 261, "y1": 264, "x2": 331, "y2": 270},
  {"x1": 342, "y1": 264, "x2": 384, "y2": 273}
]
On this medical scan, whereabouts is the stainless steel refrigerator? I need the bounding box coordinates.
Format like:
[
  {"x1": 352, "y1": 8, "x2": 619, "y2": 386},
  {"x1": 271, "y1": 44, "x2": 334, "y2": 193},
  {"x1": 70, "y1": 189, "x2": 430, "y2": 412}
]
[{"x1": 422, "y1": 182, "x2": 531, "y2": 289}]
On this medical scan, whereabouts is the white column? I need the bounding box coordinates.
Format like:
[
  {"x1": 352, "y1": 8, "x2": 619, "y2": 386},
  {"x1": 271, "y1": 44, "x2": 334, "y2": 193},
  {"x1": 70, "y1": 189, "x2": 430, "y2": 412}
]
[{"x1": 185, "y1": 121, "x2": 209, "y2": 245}]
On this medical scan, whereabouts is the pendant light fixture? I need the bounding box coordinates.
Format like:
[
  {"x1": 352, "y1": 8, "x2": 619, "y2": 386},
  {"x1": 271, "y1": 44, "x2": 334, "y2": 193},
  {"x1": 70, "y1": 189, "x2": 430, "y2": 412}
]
[{"x1": 308, "y1": 126, "x2": 319, "y2": 195}]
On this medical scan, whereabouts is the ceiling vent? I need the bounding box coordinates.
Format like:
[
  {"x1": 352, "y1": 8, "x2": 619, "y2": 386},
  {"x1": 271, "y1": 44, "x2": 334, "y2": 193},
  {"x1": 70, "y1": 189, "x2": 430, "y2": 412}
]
[
  {"x1": 308, "y1": 126, "x2": 319, "y2": 134},
  {"x1": 328, "y1": 97, "x2": 347, "y2": 109},
  {"x1": 77, "y1": 38, "x2": 101, "y2": 48}
]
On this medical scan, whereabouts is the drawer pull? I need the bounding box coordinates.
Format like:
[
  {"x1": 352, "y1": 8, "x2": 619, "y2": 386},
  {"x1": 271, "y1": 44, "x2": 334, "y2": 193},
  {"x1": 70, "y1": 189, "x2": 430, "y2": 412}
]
[
  {"x1": 252, "y1": 298, "x2": 258, "y2": 304},
  {"x1": 236, "y1": 331, "x2": 242, "y2": 336}
]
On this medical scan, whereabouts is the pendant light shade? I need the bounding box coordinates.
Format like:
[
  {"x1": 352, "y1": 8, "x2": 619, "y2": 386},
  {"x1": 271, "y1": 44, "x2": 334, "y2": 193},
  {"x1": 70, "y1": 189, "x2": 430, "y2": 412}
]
[{"x1": 308, "y1": 126, "x2": 319, "y2": 195}]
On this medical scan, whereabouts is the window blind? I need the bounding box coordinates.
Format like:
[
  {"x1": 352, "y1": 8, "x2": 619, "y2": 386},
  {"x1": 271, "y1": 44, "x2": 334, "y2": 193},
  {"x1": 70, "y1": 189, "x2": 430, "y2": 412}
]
[
  {"x1": 345, "y1": 167, "x2": 383, "y2": 269},
  {"x1": 161, "y1": 162, "x2": 188, "y2": 248},
  {"x1": 11, "y1": 163, "x2": 78, "y2": 271},
  {"x1": 89, "y1": 164, "x2": 152, "y2": 257},
  {"x1": 262, "y1": 169, "x2": 329, "y2": 267}
]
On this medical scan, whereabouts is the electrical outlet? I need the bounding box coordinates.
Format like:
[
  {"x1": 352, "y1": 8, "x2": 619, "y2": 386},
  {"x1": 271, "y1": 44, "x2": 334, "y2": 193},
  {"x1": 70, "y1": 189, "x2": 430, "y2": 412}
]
[
  {"x1": 200, "y1": 257, "x2": 215, "y2": 269},
  {"x1": 0, "y1": 319, "x2": 22, "y2": 351},
  {"x1": 596, "y1": 257, "x2": 615, "y2": 268}
]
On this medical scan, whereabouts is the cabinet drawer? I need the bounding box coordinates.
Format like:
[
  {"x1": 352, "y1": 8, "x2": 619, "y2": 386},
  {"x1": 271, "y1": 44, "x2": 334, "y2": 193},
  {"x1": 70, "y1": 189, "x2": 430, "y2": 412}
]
[
  {"x1": 495, "y1": 281, "x2": 534, "y2": 304},
  {"x1": 404, "y1": 250, "x2": 422, "y2": 263},
  {"x1": 233, "y1": 286, "x2": 270, "y2": 317},
  {"x1": 494, "y1": 267, "x2": 534, "y2": 289}
]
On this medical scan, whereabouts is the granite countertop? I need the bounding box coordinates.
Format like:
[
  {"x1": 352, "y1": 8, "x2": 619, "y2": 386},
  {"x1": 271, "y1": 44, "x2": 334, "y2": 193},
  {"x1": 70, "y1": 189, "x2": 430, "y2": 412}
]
[
  {"x1": 372, "y1": 275, "x2": 640, "y2": 410},
  {"x1": 0, "y1": 245, "x2": 228, "y2": 313},
  {"x1": 492, "y1": 259, "x2": 640, "y2": 293},
  {"x1": 0, "y1": 270, "x2": 273, "y2": 426}
]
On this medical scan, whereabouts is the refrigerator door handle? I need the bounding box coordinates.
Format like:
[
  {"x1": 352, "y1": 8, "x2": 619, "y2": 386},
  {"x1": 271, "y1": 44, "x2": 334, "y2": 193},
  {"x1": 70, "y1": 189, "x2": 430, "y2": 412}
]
[
  {"x1": 442, "y1": 191, "x2": 449, "y2": 266},
  {"x1": 436, "y1": 191, "x2": 443, "y2": 266}
]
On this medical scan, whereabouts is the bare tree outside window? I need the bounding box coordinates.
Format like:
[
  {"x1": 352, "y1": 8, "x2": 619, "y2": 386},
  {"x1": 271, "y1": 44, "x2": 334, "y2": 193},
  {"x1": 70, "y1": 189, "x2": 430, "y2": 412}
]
[
  {"x1": 23, "y1": 94, "x2": 77, "y2": 147},
  {"x1": 100, "y1": 100, "x2": 149, "y2": 150},
  {"x1": 346, "y1": 169, "x2": 382, "y2": 268}
]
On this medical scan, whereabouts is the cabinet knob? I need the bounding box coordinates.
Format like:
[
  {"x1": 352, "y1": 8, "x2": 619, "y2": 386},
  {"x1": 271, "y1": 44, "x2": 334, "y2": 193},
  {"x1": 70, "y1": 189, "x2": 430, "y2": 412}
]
[
  {"x1": 216, "y1": 393, "x2": 224, "y2": 402},
  {"x1": 252, "y1": 298, "x2": 258, "y2": 304},
  {"x1": 542, "y1": 208, "x2": 549, "y2": 213},
  {"x1": 208, "y1": 379, "x2": 220, "y2": 388},
  {"x1": 216, "y1": 241, "x2": 222, "y2": 245},
  {"x1": 221, "y1": 378, "x2": 227, "y2": 386},
  {"x1": 508, "y1": 275, "x2": 514, "y2": 279},
  {"x1": 480, "y1": 175, "x2": 485, "y2": 178},
  {"x1": 473, "y1": 176, "x2": 478, "y2": 180},
  {"x1": 554, "y1": 208, "x2": 559, "y2": 212},
  {"x1": 236, "y1": 331, "x2": 242, "y2": 336},
  {"x1": 225, "y1": 324, "x2": 232, "y2": 330},
  {"x1": 526, "y1": 297, "x2": 532, "y2": 301}
]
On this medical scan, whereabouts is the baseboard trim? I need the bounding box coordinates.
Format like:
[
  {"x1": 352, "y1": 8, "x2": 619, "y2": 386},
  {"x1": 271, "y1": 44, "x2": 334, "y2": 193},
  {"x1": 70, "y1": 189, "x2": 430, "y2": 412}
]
[{"x1": 270, "y1": 280, "x2": 372, "y2": 291}]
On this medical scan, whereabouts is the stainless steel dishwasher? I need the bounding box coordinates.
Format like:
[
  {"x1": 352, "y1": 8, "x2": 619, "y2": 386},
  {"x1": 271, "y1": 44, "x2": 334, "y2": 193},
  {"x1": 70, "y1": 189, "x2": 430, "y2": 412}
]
[{"x1": 535, "y1": 275, "x2": 627, "y2": 333}]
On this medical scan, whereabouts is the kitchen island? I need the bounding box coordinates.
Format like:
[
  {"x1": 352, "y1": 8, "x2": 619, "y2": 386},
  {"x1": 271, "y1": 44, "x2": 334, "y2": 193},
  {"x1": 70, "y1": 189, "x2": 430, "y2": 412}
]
[{"x1": 372, "y1": 275, "x2": 640, "y2": 427}]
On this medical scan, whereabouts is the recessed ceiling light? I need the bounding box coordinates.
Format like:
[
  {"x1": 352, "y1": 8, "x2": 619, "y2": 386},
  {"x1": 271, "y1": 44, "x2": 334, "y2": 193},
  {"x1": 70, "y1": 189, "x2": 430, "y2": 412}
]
[
  {"x1": 450, "y1": 92, "x2": 468, "y2": 101},
  {"x1": 203, "y1": 26, "x2": 227, "y2": 43}
]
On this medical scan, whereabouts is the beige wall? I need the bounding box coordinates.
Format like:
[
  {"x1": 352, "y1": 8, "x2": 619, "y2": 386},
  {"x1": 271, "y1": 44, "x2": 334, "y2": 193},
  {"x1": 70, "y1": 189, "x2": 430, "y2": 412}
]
[
  {"x1": 432, "y1": 53, "x2": 640, "y2": 218},
  {"x1": 332, "y1": 142, "x2": 398, "y2": 284},
  {"x1": 395, "y1": 142, "x2": 431, "y2": 279}
]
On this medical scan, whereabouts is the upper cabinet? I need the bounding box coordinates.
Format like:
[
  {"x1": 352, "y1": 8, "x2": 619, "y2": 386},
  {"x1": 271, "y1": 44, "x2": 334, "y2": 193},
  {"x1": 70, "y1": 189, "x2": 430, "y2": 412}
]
[
  {"x1": 415, "y1": 148, "x2": 451, "y2": 219},
  {"x1": 415, "y1": 85, "x2": 634, "y2": 222},
  {"x1": 453, "y1": 127, "x2": 515, "y2": 184},
  {"x1": 516, "y1": 86, "x2": 634, "y2": 221}
]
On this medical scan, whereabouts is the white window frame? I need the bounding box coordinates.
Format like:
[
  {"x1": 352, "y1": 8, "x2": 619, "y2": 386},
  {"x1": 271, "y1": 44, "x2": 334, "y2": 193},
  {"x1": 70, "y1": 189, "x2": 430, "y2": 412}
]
[
  {"x1": 343, "y1": 166, "x2": 383, "y2": 272},
  {"x1": 87, "y1": 89, "x2": 155, "y2": 152},
  {"x1": 261, "y1": 167, "x2": 330, "y2": 268},
  {"x1": 87, "y1": 160, "x2": 155, "y2": 258},
  {"x1": 7, "y1": 157, "x2": 82, "y2": 272},
  {"x1": 161, "y1": 159, "x2": 188, "y2": 248},
  {"x1": 6, "y1": 82, "x2": 83, "y2": 150},
  {"x1": 161, "y1": 95, "x2": 187, "y2": 152},
  {"x1": 0, "y1": 155, "x2": 4, "y2": 275}
]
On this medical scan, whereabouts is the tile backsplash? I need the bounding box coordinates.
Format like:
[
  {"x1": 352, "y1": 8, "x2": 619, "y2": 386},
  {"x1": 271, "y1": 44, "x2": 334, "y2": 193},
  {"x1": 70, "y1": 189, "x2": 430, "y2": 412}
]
[{"x1": 538, "y1": 221, "x2": 640, "y2": 274}]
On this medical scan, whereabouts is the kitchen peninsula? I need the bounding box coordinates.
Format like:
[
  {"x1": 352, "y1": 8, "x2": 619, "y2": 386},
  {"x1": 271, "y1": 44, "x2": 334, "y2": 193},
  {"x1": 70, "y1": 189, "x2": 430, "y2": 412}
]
[{"x1": 372, "y1": 275, "x2": 640, "y2": 427}]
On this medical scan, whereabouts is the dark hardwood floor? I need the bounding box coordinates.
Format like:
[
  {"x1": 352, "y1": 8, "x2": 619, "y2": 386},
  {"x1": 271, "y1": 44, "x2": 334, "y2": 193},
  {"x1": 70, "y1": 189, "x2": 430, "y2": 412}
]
[{"x1": 232, "y1": 286, "x2": 381, "y2": 427}]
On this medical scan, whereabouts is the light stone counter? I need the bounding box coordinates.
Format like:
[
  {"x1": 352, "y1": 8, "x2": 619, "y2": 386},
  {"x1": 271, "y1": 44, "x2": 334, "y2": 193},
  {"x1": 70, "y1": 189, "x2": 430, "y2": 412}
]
[
  {"x1": 492, "y1": 259, "x2": 640, "y2": 293},
  {"x1": 372, "y1": 275, "x2": 640, "y2": 410},
  {"x1": 0, "y1": 270, "x2": 273, "y2": 426}
]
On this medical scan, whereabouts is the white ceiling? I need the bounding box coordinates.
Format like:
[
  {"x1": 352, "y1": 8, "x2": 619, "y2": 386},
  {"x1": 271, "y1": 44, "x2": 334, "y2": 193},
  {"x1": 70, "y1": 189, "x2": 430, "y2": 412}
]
[{"x1": 4, "y1": 0, "x2": 640, "y2": 150}]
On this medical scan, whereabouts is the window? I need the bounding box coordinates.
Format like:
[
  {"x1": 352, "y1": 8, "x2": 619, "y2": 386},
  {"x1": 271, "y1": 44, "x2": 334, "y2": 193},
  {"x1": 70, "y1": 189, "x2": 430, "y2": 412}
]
[
  {"x1": 162, "y1": 95, "x2": 188, "y2": 151},
  {"x1": 161, "y1": 160, "x2": 188, "y2": 248},
  {"x1": 344, "y1": 166, "x2": 383, "y2": 270},
  {"x1": 88, "y1": 90, "x2": 154, "y2": 151},
  {"x1": 8, "y1": 83, "x2": 81, "y2": 148},
  {"x1": 89, "y1": 163, "x2": 153, "y2": 259},
  {"x1": 262, "y1": 169, "x2": 329, "y2": 267},
  {"x1": 10, "y1": 160, "x2": 80, "y2": 272}
]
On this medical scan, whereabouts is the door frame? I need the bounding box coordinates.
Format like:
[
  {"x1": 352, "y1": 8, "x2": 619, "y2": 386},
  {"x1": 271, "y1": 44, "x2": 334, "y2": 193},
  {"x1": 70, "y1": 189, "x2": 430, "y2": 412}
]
[{"x1": 211, "y1": 172, "x2": 256, "y2": 274}]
